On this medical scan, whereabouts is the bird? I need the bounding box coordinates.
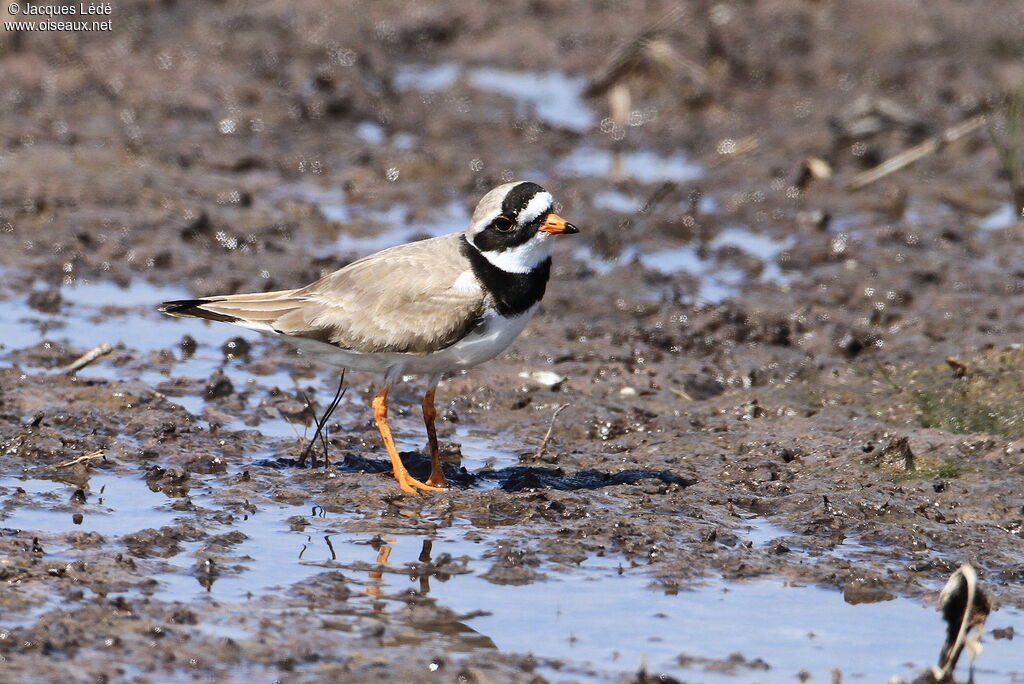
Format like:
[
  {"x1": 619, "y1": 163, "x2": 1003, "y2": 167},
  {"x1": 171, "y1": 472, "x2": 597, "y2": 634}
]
[{"x1": 159, "y1": 181, "x2": 579, "y2": 494}]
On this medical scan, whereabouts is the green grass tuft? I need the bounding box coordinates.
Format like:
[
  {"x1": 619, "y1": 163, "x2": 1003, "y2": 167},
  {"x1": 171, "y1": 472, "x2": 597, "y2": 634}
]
[
  {"x1": 894, "y1": 459, "x2": 964, "y2": 482},
  {"x1": 909, "y1": 389, "x2": 1024, "y2": 438}
]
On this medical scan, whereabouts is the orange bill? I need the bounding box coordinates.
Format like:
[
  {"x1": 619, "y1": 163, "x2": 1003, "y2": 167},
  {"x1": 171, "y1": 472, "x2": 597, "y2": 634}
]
[{"x1": 539, "y1": 213, "x2": 580, "y2": 234}]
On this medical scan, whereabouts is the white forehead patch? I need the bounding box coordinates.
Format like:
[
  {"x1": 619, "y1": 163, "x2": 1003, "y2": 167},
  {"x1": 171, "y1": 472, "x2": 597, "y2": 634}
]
[{"x1": 517, "y1": 191, "x2": 553, "y2": 226}]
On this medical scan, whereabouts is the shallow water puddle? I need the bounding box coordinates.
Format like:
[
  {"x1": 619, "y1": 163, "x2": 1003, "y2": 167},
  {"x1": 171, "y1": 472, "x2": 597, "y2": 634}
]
[
  {"x1": 738, "y1": 514, "x2": 913, "y2": 581},
  {"x1": 466, "y1": 67, "x2": 595, "y2": 132},
  {"x1": 3, "y1": 470, "x2": 1021, "y2": 681},
  {"x1": 394, "y1": 62, "x2": 461, "y2": 92},
  {"x1": 0, "y1": 278, "x2": 246, "y2": 357},
  {"x1": 392, "y1": 62, "x2": 706, "y2": 182},
  {"x1": 593, "y1": 189, "x2": 646, "y2": 213},
  {"x1": 8, "y1": 277, "x2": 324, "y2": 438},
  {"x1": 453, "y1": 424, "x2": 521, "y2": 473},
  {"x1": 578, "y1": 225, "x2": 792, "y2": 303},
  {"x1": 0, "y1": 472, "x2": 177, "y2": 537},
  {"x1": 0, "y1": 300, "x2": 51, "y2": 355},
  {"x1": 557, "y1": 147, "x2": 703, "y2": 183},
  {"x1": 464, "y1": 575, "x2": 1023, "y2": 683},
  {"x1": 146, "y1": 502, "x2": 484, "y2": 604},
  {"x1": 333, "y1": 199, "x2": 469, "y2": 254},
  {"x1": 592, "y1": 189, "x2": 720, "y2": 216},
  {"x1": 269, "y1": 180, "x2": 468, "y2": 255},
  {"x1": 353, "y1": 121, "x2": 417, "y2": 150},
  {"x1": 395, "y1": 62, "x2": 594, "y2": 132},
  {"x1": 740, "y1": 515, "x2": 793, "y2": 549},
  {"x1": 269, "y1": 181, "x2": 351, "y2": 223},
  {"x1": 141, "y1": 504, "x2": 1024, "y2": 682},
  {"x1": 979, "y1": 202, "x2": 1022, "y2": 230}
]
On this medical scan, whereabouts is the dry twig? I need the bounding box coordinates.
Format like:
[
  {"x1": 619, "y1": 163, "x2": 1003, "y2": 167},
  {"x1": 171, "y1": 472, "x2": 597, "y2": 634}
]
[
  {"x1": 535, "y1": 404, "x2": 570, "y2": 460},
  {"x1": 56, "y1": 450, "x2": 105, "y2": 468},
  {"x1": 847, "y1": 114, "x2": 988, "y2": 190},
  {"x1": 56, "y1": 342, "x2": 113, "y2": 375}
]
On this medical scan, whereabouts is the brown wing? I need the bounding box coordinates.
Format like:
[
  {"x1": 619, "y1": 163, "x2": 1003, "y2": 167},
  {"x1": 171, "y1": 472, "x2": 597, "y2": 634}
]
[{"x1": 160, "y1": 233, "x2": 487, "y2": 354}]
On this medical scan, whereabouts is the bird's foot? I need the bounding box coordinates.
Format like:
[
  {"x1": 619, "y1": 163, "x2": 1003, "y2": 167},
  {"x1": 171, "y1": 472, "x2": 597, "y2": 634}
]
[
  {"x1": 425, "y1": 473, "x2": 448, "y2": 488},
  {"x1": 395, "y1": 468, "x2": 447, "y2": 493}
]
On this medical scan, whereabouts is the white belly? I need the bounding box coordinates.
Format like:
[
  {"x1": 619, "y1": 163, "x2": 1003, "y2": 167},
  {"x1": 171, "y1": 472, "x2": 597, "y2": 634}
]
[{"x1": 281, "y1": 304, "x2": 539, "y2": 380}]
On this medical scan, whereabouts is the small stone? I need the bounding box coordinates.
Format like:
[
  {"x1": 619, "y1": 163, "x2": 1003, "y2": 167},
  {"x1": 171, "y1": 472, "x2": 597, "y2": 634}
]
[
  {"x1": 518, "y1": 370, "x2": 566, "y2": 389},
  {"x1": 221, "y1": 336, "x2": 251, "y2": 359},
  {"x1": 204, "y1": 371, "x2": 234, "y2": 400},
  {"x1": 179, "y1": 335, "x2": 197, "y2": 358},
  {"x1": 28, "y1": 289, "x2": 62, "y2": 313}
]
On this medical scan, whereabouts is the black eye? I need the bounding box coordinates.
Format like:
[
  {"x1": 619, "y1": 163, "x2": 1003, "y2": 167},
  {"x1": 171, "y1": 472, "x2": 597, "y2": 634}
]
[{"x1": 492, "y1": 216, "x2": 515, "y2": 233}]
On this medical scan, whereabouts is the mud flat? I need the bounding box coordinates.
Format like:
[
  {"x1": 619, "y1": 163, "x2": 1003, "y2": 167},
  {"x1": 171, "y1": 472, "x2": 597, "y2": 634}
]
[{"x1": 2, "y1": 1, "x2": 1024, "y2": 682}]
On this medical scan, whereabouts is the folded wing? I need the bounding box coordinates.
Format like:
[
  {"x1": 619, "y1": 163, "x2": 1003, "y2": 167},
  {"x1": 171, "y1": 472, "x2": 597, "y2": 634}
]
[{"x1": 160, "y1": 234, "x2": 486, "y2": 354}]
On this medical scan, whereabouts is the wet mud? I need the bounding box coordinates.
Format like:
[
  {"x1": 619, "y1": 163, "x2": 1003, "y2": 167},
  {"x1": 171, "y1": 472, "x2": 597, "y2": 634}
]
[{"x1": 2, "y1": 1, "x2": 1024, "y2": 682}]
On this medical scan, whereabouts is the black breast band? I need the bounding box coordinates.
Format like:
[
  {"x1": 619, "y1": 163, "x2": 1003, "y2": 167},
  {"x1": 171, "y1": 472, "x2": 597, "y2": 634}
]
[{"x1": 459, "y1": 236, "x2": 550, "y2": 317}]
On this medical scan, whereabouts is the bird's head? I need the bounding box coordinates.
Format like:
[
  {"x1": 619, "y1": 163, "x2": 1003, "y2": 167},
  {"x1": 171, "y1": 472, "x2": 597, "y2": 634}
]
[{"x1": 465, "y1": 181, "x2": 578, "y2": 273}]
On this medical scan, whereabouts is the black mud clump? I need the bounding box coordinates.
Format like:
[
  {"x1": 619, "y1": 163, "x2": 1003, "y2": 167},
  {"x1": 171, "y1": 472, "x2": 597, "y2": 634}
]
[{"x1": 256, "y1": 450, "x2": 695, "y2": 492}]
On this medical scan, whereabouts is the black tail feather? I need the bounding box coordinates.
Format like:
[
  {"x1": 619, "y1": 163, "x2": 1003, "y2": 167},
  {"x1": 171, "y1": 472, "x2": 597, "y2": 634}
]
[{"x1": 158, "y1": 299, "x2": 239, "y2": 323}]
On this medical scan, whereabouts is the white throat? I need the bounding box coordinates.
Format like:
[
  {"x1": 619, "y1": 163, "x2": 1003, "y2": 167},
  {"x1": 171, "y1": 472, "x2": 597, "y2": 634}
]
[{"x1": 477, "y1": 232, "x2": 554, "y2": 273}]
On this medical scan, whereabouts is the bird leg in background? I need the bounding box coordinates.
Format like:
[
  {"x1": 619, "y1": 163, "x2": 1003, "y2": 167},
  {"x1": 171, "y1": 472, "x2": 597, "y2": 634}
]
[
  {"x1": 422, "y1": 389, "x2": 447, "y2": 487},
  {"x1": 372, "y1": 386, "x2": 445, "y2": 494},
  {"x1": 933, "y1": 563, "x2": 991, "y2": 682},
  {"x1": 298, "y1": 372, "x2": 346, "y2": 468}
]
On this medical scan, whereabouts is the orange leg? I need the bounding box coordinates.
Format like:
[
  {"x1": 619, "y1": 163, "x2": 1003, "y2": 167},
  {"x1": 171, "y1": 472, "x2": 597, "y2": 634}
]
[
  {"x1": 372, "y1": 386, "x2": 445, "y2": 494},
  {"x1": 422, "y1": 389, "x2": 448, "y2": 487}
]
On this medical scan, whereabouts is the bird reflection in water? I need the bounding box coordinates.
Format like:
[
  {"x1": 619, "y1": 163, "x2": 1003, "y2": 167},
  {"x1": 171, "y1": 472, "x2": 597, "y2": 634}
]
[
  {"x1": 367, "y1": 538, "x2": 437, "y2": 602},
  {"x1": 366, "y1": 537, "x2": 394, "y2": 611},
  {"x1": 364, "y1": 537, "x2": 495, "y2": 650}
]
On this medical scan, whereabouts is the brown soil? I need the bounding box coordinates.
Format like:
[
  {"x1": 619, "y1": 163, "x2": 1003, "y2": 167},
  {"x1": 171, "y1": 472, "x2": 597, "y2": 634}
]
[{"x1": 2, "y1": 1, "x2": 1024, "y2": 682}]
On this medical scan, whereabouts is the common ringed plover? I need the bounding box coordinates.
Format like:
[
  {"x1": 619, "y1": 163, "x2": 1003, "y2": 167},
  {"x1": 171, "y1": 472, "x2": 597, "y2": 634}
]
[{"x1": 160, "y1": 182, "x2": 578, "y2": 493}]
